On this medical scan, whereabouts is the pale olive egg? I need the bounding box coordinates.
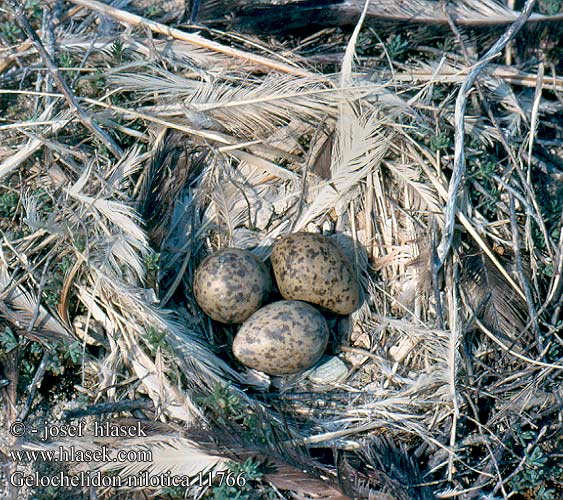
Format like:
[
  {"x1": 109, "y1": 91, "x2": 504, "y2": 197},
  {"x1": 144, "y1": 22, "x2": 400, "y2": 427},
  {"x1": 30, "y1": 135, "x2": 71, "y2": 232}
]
[
  {"x1": 232, "y1": 300, "x2": 329, "y2": 376},
  {"x1": 270, "y1": 232, "x2": 360, "y2": 315},
  {"x1": 193, "y1": 248, "x2": 271, "y2": 324}
]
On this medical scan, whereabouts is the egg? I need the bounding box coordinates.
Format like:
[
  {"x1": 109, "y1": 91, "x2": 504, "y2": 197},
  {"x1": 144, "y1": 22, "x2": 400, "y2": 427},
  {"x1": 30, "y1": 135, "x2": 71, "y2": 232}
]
[
  {"x1": 232, "y1": 300, "x2": 329, "y2": 375},
  {"x1": 270, "y1": 232, "x2": 360, "y2": 315},
  {"x1": 193, "y1": 248, "x2": 271, "y2": 324}
]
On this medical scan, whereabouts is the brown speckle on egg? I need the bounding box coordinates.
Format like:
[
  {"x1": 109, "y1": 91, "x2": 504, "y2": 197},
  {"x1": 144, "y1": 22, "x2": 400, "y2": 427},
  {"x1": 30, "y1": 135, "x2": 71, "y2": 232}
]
[
  {"x1": 232, "y1": 300, "x2": 329, "y2": 376},
  {"x1": 193, "y1": 248, "x2": 271, "y2": 324}
]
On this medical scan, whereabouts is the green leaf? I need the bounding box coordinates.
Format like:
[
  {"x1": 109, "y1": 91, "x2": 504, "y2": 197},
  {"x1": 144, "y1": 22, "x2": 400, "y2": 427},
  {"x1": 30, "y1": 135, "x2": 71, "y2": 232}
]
[{"x1": 0, "y1": 327, "x2": 18, "y2": 353}]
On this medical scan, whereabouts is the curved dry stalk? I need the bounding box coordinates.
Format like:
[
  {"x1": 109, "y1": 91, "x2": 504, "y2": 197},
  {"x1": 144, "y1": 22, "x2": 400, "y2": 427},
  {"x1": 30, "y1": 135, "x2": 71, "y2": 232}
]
[{"x1": 436, "y1": 0, "x2": 538, "y2": 268}]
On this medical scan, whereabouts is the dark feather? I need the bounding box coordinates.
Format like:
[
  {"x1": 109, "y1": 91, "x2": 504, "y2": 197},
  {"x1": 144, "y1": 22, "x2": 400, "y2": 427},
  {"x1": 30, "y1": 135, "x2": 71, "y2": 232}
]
[
  {"x1": 199, "y1": 402, "x2": 439, "y2": 500},
  {"x1": 310, "y1": 130, "x2": 334, "y2": 181},
  {"x1": 139, "y1": 131, "x2": 206, "y2": 247},
  {"x1": 338, "y1": 437, "x2": 436, "y2": 500},
  {"x1": 198, "y1": 0, "x2": 563, "y2": 33},
  {"x1": 210, "y1": 405, "x2": 354, "y2": 499},
  {"x1": 460, "y1": 250, "x2": 530, "y2": 344}
]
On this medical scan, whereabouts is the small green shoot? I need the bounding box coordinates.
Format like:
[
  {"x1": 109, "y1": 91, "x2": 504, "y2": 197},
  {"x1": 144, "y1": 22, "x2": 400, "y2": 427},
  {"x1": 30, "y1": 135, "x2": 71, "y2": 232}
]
[
  {"x1": 429, "y1": 131, "x2": 451, "y2": 152},
  {"x1": 110, "y1": 38, "x2": 125, "y2": 62},
  {"x1": 1, "y1": 22, "x2": 21, "y2": 44},
  {"x1": 0, "y1": 191, "x2": 19, "y2": 217},
  {"x1": 386, "y1": 34, "x2": 409, "y2": 59},
  {"x1": 144, "y1": 252, "x2": 161, "y2": 272},
  {"x1": 0, "y1": 327, "x2": 19, "y2": 353},
  {"x1": 143, "y1": 325, "x2": 168, "y2": 355}
]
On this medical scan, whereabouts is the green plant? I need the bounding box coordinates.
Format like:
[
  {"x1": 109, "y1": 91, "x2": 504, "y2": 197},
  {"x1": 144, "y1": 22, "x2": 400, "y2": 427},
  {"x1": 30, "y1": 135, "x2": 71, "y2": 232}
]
[
  {"x1": 199, "y1": 383, "x2": 281, "y2": 450},
  {"x1": 356, "y1": 31, "x2": 377, "y2": 56},
  {"x1": 429, "y1": 131, "x2": 451, "y2": 152},
  {"x1": 509, "y1": 430, "x2": 559, "y2": 499},
  {"x1": 160, "y1": 486, "x2": 187, "y2": 498},
  {"x1": 20, "y1": 358, "x2": 35, "y2": 387},
  {"x1": 145, "y1": 5, "x2": 162, "y2": 17},
  {"x1": 543, "y1": 263, "x2": 555, "y2": 278},
  {"x1": 58, "y1": 51, "x2": 74, "y2": 68},
  {"x1": 540, "y1": 0, "x2": 563, "y2": 15},
  {"x1": 90, "y1": 70, "x2": 106, "y2": 93},
  {"x1": 63, "y1": 340, "x2": 83, "y2": 365},
  {"x1": 209, "y1": 458, "x2": 267, "y2": 500},
  {"x1": 33, "y1": 188, "x2": 54, "y2": 213},
  {"x1": 200, "y1": 383, "x2": 244, "y2": 420},
  {"x1": 480, "y1": 185, "x2": 500, "y2": 218},
  {"x1": 144, "y1": 252, "x2": 161, "y2": 271},
  {"x1": 25, "y1": 0, "x2": 42, "y2": 18},
  {"x1": 42, "y1": 282, "x2": 61, "y2": 308},
  {"x1": 73, "y1": 235, "x2": 86, "y2": 252},
  {"x1": 41, "y1": 256, "x2": 74, "y2": 308},
  {"x1": 1, "y1": 21, "x2": 21, "y2": 44},
  {"x1": 0, "y1": 191, "x2": 19, "y2": 217},
  {"x1": 59, "y1": 255, "x2": 74, "y2": 274},
  {"x1": 436, "y1": 38, "x2": 456, "y2": 52},
  {"x1": 386, "y1": 33, "x2": 409, "y2": 59},
  {"x1": 143, "y1": 325, "x2": 169, "y2": 355},
  {"x1": 6, "y1": 335, "x2": 80, "y2": 392},
  {"x1": 0, "y1": 326, "x2": 18, "y2": 353},
  {"x1": 110, "y1": 38, "x2": 125, "y2": 62},
  {"x1": 46, "y1": 354, "x2": 65, "y2": 376},
  {"x1": 43, "y1": 340, "x2": 82, "y2": 377},
  {"x1": 472, "y1": 160, "x2": 496, "y2": 182},
  {"x1": 30, "y1": 484, "x2": 60, "y2": 500}
]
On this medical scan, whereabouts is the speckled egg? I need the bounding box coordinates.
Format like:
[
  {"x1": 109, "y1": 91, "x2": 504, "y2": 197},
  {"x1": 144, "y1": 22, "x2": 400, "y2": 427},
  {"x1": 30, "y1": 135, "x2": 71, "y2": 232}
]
[
  {"x1": 232, "y1": 300, "x2": 329, "y2": 376},
  {"x1": 193, "y1": 248, "x2": 271, "y2": 324},
  {"x1": 270, "y1": 233, "x2": 360, "y2": 315}
]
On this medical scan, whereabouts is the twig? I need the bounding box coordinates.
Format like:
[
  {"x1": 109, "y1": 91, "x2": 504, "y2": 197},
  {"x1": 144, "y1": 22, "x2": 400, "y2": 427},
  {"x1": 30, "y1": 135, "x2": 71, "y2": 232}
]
[
  {"x1": 444, "y1": 8, "x2": 547, "y2": 314},
  {"x1": 27, "y1": 254, "x2": 53, "y2": 333},
  {"x1": 406, "y1": 139, "x2": 526, "y2": 300},
  {"x1": 189, "y1": 0, "x2": 202, "y2": 23},
  {"x1": 57, "y1": 257, "x2": 82, "y2": 326},
  {"x1": 491, "y1": 426, "x2": 547, "y2": 497},
  {"x1": 547, "y1": 210, "x2": 563, "y2": 310},
  {"x1": 289, "y1": 123, "x2": 328, "y2": 233},
  {"x1": 431, "y1": 218, "x2": 444, "y2": 329},
  {"x1": 506, "y1": 0, "x2": 516, "y2": 66},
  {"x1": 66, "y1": 0, "x2": 318, "y2": 79},
  {"x1": 17, "y1": 349, "x2": 51, "y2": 422},
  {"x1": 393, "y1": 65, "x2": 563, "y2": 92},
  {"x1": 462, "y1": 400, "x2": 509, "y2": 499},
  {"x1": 9, "y1": 2, "x2": 123, "y2": 158},
  {"x1": 437, "y1": 0, "x2": 538, "y2": 268},
  {"x1": 508, "y1": 196, "x2": 541, "y2": 350},
  {"x1": 201, "y1": 0, "x2": 563, "y2": 31},
  {"x1": 0, "y1": 5, "x2": 84, "y2": 74},
  {"x1": 161, "y1": 242, "x2": 192, "y2": 307},
  {"x1": 473, "y1": 315, "x2": 563, "y2": 370}
]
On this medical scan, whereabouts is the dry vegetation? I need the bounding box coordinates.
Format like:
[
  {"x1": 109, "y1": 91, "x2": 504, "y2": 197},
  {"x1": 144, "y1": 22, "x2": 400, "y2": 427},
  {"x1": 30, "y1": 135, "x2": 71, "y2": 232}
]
[{"x1": 1, "y1": 0, "x2": 563, "y2": 499}]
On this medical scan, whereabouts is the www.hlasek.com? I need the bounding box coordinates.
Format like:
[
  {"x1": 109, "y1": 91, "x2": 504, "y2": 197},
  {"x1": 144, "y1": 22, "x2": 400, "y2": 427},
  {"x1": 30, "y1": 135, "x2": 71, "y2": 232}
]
[{"x1": 10, "y1": 445, "x2": 153, "y2": 464}]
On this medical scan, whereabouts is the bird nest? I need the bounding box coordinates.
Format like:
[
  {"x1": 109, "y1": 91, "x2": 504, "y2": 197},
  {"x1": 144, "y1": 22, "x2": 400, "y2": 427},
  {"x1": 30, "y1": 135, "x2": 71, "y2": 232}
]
[{"x1": 1, "y1": 1, "x2": 563, "y2": 499}]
